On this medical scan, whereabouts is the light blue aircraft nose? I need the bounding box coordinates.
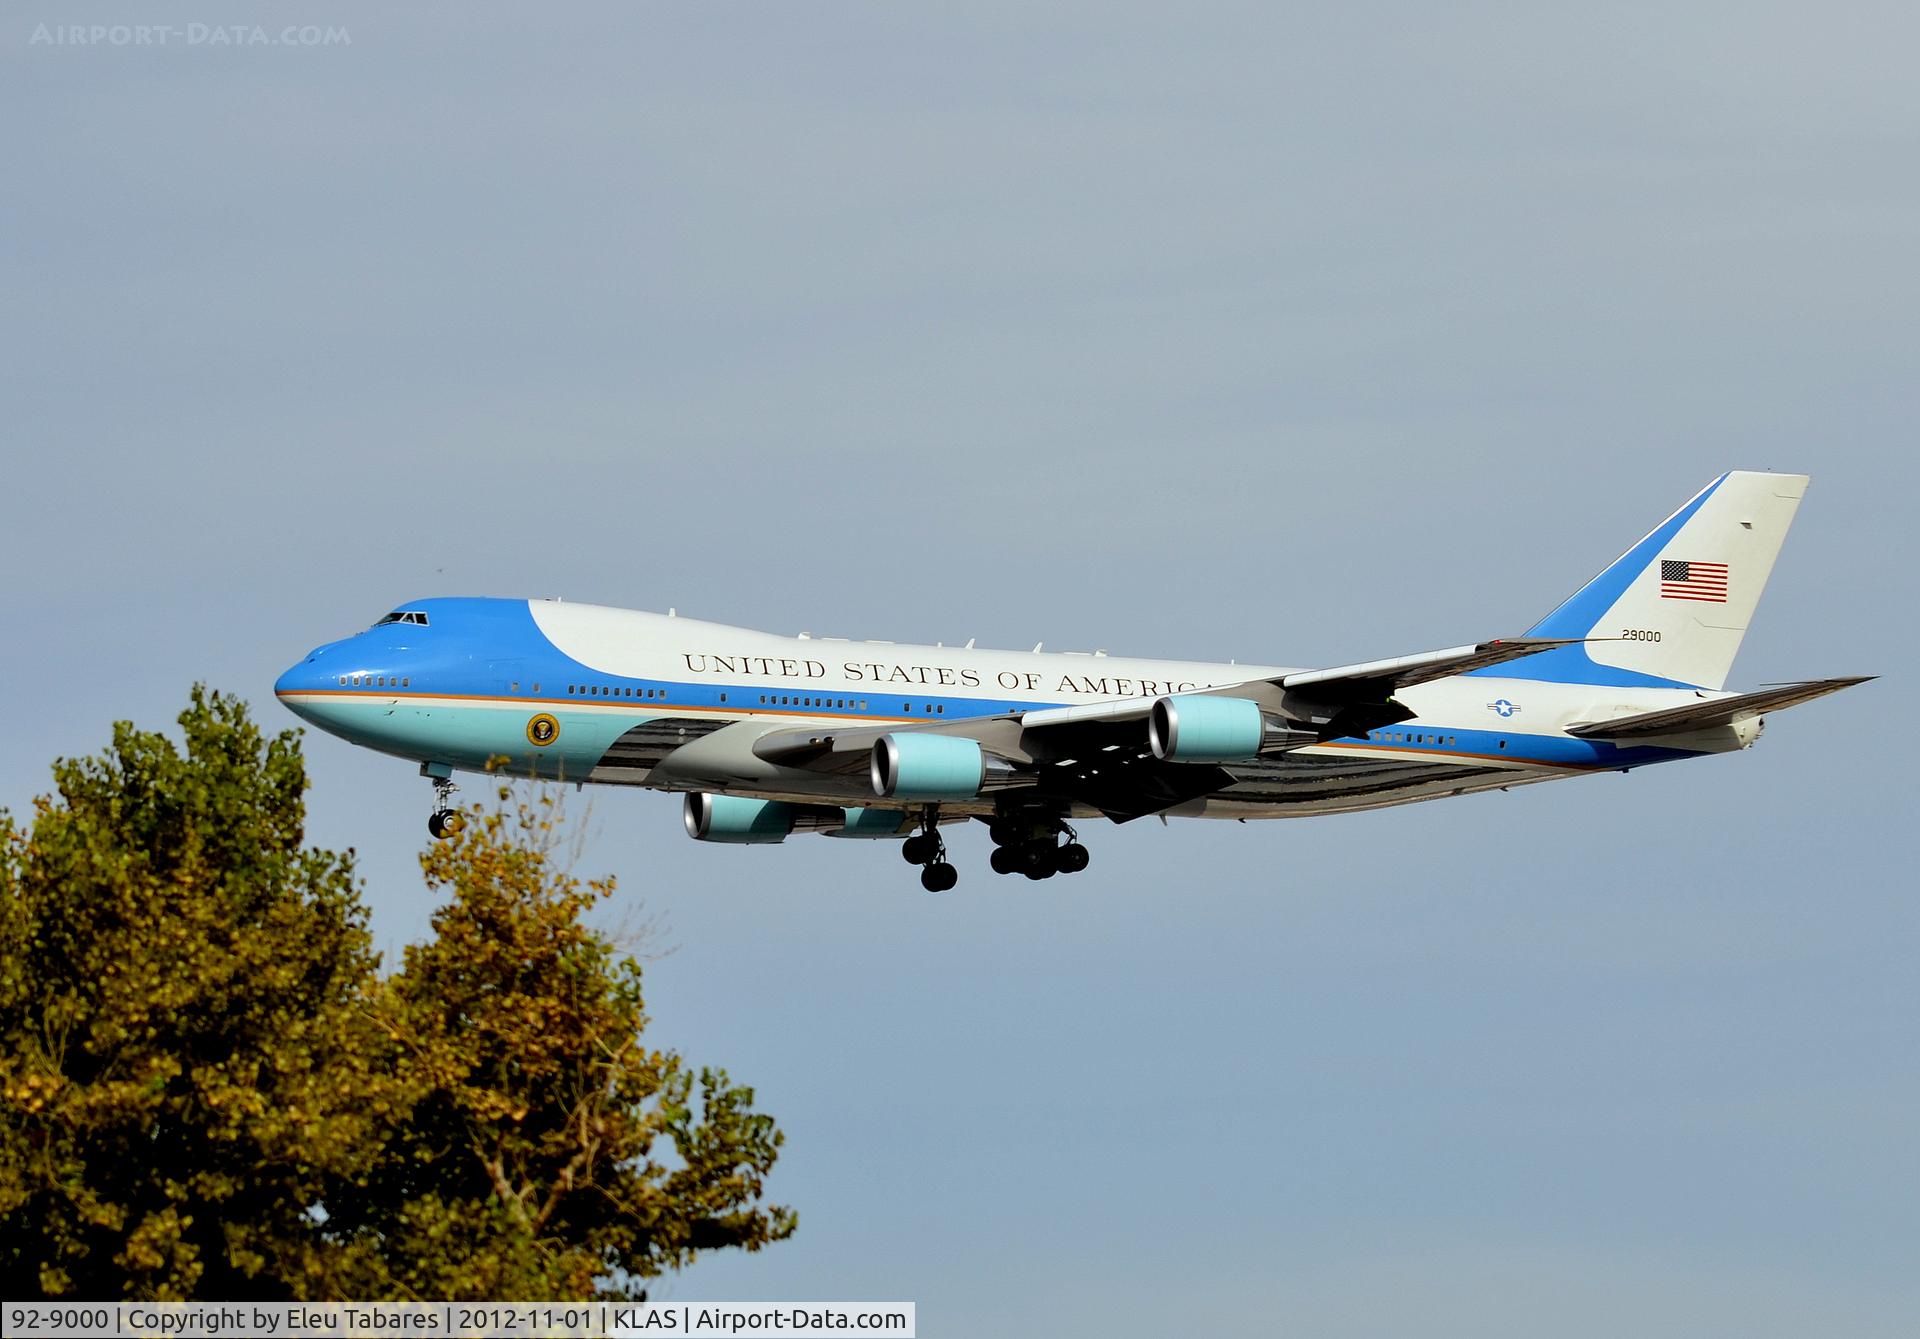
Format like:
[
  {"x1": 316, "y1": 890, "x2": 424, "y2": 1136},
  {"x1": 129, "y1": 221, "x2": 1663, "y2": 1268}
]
[
  {"x1": 276, "y1": 657, "x2": 322, "y2": 722},
  {"x1": 275, "y1": 643, "x2": 348, "y2": 725}
]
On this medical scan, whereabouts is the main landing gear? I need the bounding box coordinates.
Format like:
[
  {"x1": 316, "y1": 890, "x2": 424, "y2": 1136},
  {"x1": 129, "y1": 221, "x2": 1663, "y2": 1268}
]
[
  {"x1": 901, "y1": 810, "x2": 959, "y2": 892},
  {"x1": 986, "y1": 813, "x2": 1090, "y2": 881},
  {"x1": 423, "y1": 767, "x2": 464, "y2": 840},
  {"x1": 896, "y1": 806, "x2": 1092, "y2": 892}
]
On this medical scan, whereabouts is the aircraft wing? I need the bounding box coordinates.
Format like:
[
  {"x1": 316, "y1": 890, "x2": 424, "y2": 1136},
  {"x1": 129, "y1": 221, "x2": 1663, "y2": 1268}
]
[
  {"x1": 747, "y1": 714, "x2": 1230, "y2": 822},
  {"x1": 748, "y1": 633, "x2": 1589, "y2": 814},
  {"x1": 748, "y1": 637, "x2": 1588, "y2": 818},
  {"x1": 1275, "y1": 637, "x2": 1583, "y2": 694},
  {"x1": 1164, "y1": 636, "x2": 1590, "y2": 743},
  {"x1": 1565, "y1": 676, "x2": 1873, "y2": 740},
  {"x1": 1011, "y1": 638, "x2": 1581, "y2": 732},
  {"x1": 755, "y1": 639, "x2": 1584, "y2": 762},
  {"x1": 749, "y1": 705, "x2": 1164, "y2": 765},
  {"x1": 750, "y1": 722, "x2": 898, "y2": 771}
]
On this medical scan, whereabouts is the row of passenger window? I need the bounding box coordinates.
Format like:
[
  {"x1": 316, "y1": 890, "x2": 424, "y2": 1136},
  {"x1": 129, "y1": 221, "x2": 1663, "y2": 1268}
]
[
  {"x1": 756, "y1": 695, "x2": 947, "y2": 715},
  {"x1": 569, "y1": 684, "x2": 684, "y2": 699},
  {"x1": 1373, "y1": 731, "x2": 1509, "y2": 751},
  {"x1": 560, "y1": 685, "x2": 952, "y2": 716},
  {"x1": 342, "y1": 675, "x2": 408, "y2": 688}
]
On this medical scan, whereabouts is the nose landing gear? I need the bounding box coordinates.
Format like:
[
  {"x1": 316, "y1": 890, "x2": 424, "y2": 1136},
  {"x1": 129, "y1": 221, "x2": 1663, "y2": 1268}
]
[
  {"x1": 901, "y1": 809, "x2": 959, "y2": 892},
  {"x1": 422, "y1": 764, "x2": 462, "y2": 840}
]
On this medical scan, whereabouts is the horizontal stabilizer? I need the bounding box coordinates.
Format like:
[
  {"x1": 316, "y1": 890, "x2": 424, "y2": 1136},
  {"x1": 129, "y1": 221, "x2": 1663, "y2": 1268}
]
[{"x1": 1566, "y1": 676, "x2": 1872, "y2": 740}]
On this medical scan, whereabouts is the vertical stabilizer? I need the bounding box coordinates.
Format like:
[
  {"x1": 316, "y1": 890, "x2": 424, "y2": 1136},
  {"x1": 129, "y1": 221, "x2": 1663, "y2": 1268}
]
[{"x1": 1501, "y1": 471, "x2": 1809, "y2": 690}]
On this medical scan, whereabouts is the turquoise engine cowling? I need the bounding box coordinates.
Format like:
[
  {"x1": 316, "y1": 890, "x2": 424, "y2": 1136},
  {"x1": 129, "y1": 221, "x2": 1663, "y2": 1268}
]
[
  {"x1": 1148, "y1": 694, "x2": 1266, "y2": 762},
  {"x1": 684, "y1": 796, "x2": 915, "y2": 842},
  {"x1": 683, "y1": 793, "x2": 800, "y2": 843},
  {"x1": 826, "y1": 806, "x2": 914, "y2": 839},
  {"x1": 871, "y1": 733, "x2": 986, "y2": 800}
]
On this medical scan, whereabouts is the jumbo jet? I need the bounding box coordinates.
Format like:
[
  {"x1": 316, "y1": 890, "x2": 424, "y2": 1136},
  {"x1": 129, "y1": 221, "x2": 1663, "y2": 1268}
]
[{"x1": 277, "y1": 471, "x2": 1867, "y2": 891}]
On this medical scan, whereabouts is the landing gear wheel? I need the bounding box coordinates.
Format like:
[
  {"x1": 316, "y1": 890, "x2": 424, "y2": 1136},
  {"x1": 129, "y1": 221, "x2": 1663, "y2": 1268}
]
[
  {"x1": 424, "y1": 768, "x2": 461, "y2": 840},
  {"x1": 987, "y1": 809, "x2": 1086, "y2": 876},
  {"x1": 904, "y1": 810, "x2": 952, "y2": 887}
]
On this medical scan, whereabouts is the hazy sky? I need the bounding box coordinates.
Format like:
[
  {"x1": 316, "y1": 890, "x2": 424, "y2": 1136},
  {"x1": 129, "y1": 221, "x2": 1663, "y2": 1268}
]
[{"x1": 4, "y1": 5, "x2": 1916, "y2": 1334}]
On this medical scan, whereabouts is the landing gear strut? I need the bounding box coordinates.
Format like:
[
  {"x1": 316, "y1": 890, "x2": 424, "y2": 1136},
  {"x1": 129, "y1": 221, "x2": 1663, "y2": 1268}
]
[
  {"x1": 424, "y1": 769, "x2": 463, "y2": 840},
  {"x1": 986, "y1": 812, "x2": 1090, "y2": 880},
  {"x1": 901, "y1": 808, "x2": 958, "y2": 892}
]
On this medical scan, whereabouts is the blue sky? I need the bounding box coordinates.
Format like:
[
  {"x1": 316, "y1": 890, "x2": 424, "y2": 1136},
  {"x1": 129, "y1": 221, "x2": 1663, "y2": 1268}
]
[{"x1": 4, "y1": 5, "x2": 1915, "y2": 1334}]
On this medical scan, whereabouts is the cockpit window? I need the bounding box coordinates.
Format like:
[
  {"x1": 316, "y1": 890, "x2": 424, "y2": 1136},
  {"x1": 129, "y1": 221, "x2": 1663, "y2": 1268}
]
[{"x1": 374, "y1": 610, "x2": 430, "y2": 627}]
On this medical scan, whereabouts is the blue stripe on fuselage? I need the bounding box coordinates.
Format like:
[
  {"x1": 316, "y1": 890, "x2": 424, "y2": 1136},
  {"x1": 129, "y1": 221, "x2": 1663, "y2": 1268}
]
[{"x1": 1341, "y1": 721, "x2": 1693, "y2": 770}]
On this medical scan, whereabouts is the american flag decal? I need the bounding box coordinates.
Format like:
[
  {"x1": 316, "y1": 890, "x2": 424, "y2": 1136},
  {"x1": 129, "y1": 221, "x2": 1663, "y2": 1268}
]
[{"x1": 1659, "y1": 559, "x2": 1729, "y2": 602}]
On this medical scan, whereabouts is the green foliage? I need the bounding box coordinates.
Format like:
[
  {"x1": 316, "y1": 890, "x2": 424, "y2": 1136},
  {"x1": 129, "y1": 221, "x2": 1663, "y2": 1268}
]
[
  {"x1": 0, "y1": 688, "x2": 382, "y2": 1299},
  {"x1": 0, "y1": 691, "x2": 793, "y2": 1301},
  {"x1": 330, "y1": 791, "x2": 796, "y2": 1298}
]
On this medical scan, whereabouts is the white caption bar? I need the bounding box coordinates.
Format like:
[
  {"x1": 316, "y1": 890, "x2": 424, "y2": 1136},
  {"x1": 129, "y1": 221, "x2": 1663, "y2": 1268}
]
[{"x1": 0, "y1": 1301, "x2": 916, "y2": 1339}]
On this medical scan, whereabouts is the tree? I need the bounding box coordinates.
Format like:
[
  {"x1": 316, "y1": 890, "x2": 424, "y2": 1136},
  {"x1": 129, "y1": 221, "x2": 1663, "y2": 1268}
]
[
  {"x1": 326, "y1": 789, "x2": 796, "y2": 1299},
  {"x1": 0, "y1": 690, "x2": 794, "y2": 1300},
  {"x1": 0, "y1": 688, "x2": 385, "y2": 1299}
]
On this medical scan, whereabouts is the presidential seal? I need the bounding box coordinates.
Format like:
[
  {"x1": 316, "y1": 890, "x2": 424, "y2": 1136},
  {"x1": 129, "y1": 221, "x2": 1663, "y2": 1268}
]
[{"x1": 526, "y1": 713, "x2": 560, "y2": 747}]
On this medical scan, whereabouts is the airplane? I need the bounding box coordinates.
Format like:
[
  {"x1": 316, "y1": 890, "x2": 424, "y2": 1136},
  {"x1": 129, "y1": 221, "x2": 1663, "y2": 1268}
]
[{"x1": 276, "y1": 471, "x2": 1869, "y2": 891}]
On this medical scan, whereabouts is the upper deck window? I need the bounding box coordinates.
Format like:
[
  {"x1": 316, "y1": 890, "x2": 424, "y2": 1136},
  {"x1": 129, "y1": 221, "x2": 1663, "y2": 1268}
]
[{"x1": 374, "y1": 610, "x2": 430, "y2": 627}]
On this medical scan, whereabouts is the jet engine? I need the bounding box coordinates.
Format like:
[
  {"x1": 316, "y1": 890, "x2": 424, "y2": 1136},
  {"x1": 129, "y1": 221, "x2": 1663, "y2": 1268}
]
[
  {"x1": 869, "y1": 733, "x2": 1035, "y2": 801},
  {"x1": 683, "y1": 793, "x2": 841, "y2": 843},
  {"x1": 684, "y1": 795, "x2": 917, "y2": 842},
  {"x1": 1147, "y1": 693, "x2": 1317, "y2": 762},
  {"x1": 825, "y1": 806, "x2": 916, "y2": 838}
]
